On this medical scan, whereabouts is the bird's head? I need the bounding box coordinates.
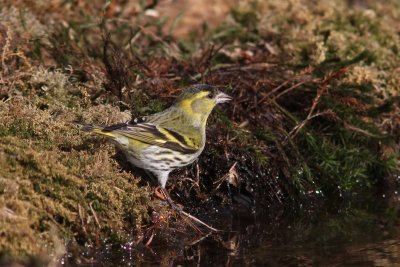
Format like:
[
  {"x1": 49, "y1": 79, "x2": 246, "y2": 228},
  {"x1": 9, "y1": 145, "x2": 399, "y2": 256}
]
[{"x1": 174, "y1": 84, "x2": 232, "y2": 126}]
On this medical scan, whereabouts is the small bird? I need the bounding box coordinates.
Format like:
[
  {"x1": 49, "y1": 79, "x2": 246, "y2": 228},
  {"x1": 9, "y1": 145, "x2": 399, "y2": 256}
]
[{"x1": 79, "y1": 84, "x2": 232, "y2": 189}]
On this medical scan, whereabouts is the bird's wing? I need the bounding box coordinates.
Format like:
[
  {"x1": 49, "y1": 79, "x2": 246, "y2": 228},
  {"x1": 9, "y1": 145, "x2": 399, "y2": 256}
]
[{"x1": 101, "y1": 122, "x2": 200, "y2": 154}]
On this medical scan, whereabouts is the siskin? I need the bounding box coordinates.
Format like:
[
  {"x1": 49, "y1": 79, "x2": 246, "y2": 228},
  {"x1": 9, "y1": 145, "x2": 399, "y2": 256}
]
[{"x1": 78, "y1": 84, "x2": 232, "y2": 189}]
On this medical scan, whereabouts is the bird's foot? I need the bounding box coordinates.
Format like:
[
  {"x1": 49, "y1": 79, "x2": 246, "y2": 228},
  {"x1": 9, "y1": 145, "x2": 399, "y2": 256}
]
[
  {"x1": 154, "y1": 187, "x2": 220, "y2": 233},
  {"x1": 154, "y1": 186, "x2": 167, "y2": 201},
  {"x1": 155, "y1": 187, "x2": 184, "y2": 211}
]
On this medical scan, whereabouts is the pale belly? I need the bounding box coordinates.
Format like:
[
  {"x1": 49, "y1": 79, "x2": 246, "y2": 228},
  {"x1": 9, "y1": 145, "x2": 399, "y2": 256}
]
[{"x1": 124, "y1": 145, "x2": 202, "y2": 173}]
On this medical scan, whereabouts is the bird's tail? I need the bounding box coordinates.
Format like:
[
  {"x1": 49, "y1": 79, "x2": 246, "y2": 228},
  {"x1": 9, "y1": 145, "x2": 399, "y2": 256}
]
[
  {"x1": 74, "y1": 122, "x2": 116, "y2": 138},
  {"x1": 75, "y1": 122, "x2": 97, "y2": 132}
]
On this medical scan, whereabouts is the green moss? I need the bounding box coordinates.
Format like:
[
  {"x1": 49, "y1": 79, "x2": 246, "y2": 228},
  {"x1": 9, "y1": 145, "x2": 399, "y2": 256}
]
[
  {"x1": 255, "y1": 130, "x2": 277, "y2": 143},
  {"x1": 248, "y1": 146, "x2": 269, "y2": 167},
  {"x1": 0, "y1": 97, "x2": 151, "y2": 260},
  {"x1": 0, "y1": 120, "x2": 37, "y2": 139}
]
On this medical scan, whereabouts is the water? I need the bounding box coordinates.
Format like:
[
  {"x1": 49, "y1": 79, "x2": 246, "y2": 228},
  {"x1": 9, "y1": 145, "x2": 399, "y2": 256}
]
[{"x1": 64, "y1": 198, "x2": 400, "y2": 266}]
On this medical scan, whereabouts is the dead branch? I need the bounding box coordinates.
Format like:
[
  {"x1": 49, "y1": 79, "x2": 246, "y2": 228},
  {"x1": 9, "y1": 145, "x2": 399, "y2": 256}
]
[{"x1": 289, "y1": 68, "x2": 348, "y2": 139}]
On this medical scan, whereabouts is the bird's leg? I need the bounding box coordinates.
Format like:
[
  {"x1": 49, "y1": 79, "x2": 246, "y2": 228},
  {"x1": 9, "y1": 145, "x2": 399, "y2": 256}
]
[
  {"x1": 160, "y1": 188, "x2": 220, "y2": 233},
  {"x1": 151, "y1": 171, "x2": 219, "y2": 232},
  {"x1": 154, "y1": 187, "x2": 202, "y2": 233},
  {"x1": 144, "y1": 170, "x2": 160, "y2": 187},
  {"x1": 159, "y1": 188, "x2": 182, "y2": 211},
  {"x1": 159, "y1": 188, "x2": 203, "y2": 234}
]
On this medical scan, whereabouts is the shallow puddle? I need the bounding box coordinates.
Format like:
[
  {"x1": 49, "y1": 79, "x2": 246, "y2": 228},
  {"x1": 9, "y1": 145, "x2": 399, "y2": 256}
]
[{"x1": 63, "y1": 198, "x2": 400, "y2": 266}]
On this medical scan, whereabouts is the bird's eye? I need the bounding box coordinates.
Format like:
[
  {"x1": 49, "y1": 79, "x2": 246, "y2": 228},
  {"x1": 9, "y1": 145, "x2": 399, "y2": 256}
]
[{"x1": 207, "y1": 92, "x2": 214, "y2": 99}]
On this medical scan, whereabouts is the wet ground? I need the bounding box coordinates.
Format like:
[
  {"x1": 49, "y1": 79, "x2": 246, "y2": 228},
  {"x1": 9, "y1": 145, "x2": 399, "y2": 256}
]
[{"x1": 63, "y1": 195, "x2": 400, "y2": 267}]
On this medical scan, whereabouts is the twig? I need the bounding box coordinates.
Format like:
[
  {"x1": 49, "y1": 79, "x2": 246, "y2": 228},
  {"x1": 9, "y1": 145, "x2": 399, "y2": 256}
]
[
  {"x1": 78, "y1": 204, "x2": 88, "y2": 234},
  {"x1": 198, "y1": 43, "x2": 226, "y2": 83},
  {"x1": 258, "y1": 66, "x2": 315, "y2": 104},
  {"x1": 288, "y1": 110, "x2": 334, "y2": 138},
  {"x1": 213, "y1": 162, "x2": 238, "y2": 190},
  {"x1": 192, "y1": 62, "x2": 276, "y2": 80},
  {"x1": 1, "y1": 24, "x2": 11, "y2": 75},
  {"x1": 179, "y1": 209, "x2": 220, "y2": 232},
  {"x1": 289, "y1": 68, "x2": 348, "y2": 139},
  {"x1": 128, "y1": 28, "x2": 152, "y2": 74},
  {"x1": 144, "y1": 228, "x2": 155, "y2": 246},
  {"x1": 89, "y1": 202, "x2": 102, "y2": 229},
  {"x1": 289, "y1": 97, "x2": 379, "y2": 139},
  {"x1": 160, "y1": 189, "x2": 220, "y2": 232},
  {"x1": 271, "y1": 80, "x2": 312, "y2": 102},
  {"x1": 186, "y1": 232, "x2": 212, "y2": 246},
  {"x1": 343, "y1": 121, "x2": 380, "y2": 138}
]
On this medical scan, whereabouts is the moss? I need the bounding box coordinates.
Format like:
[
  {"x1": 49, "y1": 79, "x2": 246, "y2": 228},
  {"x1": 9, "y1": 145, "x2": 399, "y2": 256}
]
[
  {"x1": 0, "y1": 120, "x2": 37, "y2": 139},
  {"x1": 29, "y1": 67, "x2": 69, "y2": 97},
  {"x1": 0, "y1": 94, "x2": 151, "y2": 260}
]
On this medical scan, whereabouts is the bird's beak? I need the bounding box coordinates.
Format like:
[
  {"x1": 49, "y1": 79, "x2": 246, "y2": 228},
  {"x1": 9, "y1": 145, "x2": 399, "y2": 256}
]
[{"x1": 215, "y1": 92, "x2": 232, "y2": 104}]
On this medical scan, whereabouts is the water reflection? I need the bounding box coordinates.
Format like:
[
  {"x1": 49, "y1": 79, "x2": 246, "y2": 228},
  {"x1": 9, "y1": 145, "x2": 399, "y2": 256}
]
[
  {"x1": 64, "y1": 202, "x2": 400, "y2": 266},
  {"x1": 251, "y1": 237, "x2": 400, "y2": 266}
]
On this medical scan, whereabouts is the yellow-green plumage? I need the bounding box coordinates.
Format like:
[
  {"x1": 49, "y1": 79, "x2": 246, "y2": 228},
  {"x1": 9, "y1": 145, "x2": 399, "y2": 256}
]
[{"x1": 79, "y1": 84, "x2": 232, "y2": 188}]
